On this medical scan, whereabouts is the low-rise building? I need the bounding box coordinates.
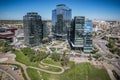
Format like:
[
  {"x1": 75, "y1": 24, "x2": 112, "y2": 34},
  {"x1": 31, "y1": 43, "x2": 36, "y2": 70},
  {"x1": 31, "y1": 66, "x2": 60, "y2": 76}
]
[{"x1": 0, "y1": 27, "x2": 17, "y2": 41}]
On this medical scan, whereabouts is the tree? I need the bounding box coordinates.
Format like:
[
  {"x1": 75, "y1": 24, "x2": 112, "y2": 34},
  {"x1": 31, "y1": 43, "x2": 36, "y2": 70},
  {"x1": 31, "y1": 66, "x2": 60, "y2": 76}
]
[
  {"x1": 21, "y1": 47, "x2": 49, "y2": 62},
  {"x1": 61, "y1": 56, "x2": 69, "y2": 66},
  {"x1": 61, "y1": 53, "x2": 69, "y2": 66},
  {"x1": 29, "y1": 56, "x2": 36, "y2": 62},
  {"x1": 114, "y1": 48, "x2": 119, "y2": 55},
  {"x1": 0, "y1": 40, "x2": 12, "y2": 53},
  {"x1": 95, "y1": 53, "x2": 102, "y2": 59},
  {"x1": 0, "y1": 40, "x2": 3, "y2": 47},
  {"x1": 51, "y1": 53, "x2": 60, "y2": 61},
  {"x1": 92, "y1": 49, "x2": 98, "y2": 54},
  {"x1": 109, "y1": 39, "x2": 115, "y2": 48},
  {"x1": 21, "y1": 47, "x2": 35, "y2": 56},
  {"x1": 42, "y1": 37, "x2": 49, "y2": 43},
  {"x1": 2, "y1": 47, "x2": 10, "y2": 53},
  {"x1": 108, "y1": 39, "x2": 119, "y2": 55},
  {"x1": 88, "y1": 54, "x2": 92, "y2": 61}
]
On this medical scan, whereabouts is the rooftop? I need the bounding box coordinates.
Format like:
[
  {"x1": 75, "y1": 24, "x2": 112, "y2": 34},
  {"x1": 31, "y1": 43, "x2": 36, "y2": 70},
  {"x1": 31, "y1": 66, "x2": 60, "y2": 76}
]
[{"x1": 0, "y1": 31, "x2": 13, "y2": 35}]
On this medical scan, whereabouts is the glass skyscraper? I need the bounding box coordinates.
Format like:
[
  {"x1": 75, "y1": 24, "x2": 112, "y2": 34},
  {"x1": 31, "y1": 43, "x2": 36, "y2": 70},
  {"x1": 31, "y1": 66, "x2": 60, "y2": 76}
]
[
  {"x1": 52, "y1": 4, "x2": 72, "y2": 40},
  {"x1": 70, "y1": 16, "x2": 93, "y2": 52},
  {"x1": 70, "y1": 16, "x2": 85, "y2": 50},
  {"x1": 84, "y1": 20, "x2": 93, "y2": 52},
  {"x1": 23, "y1": 12, "x2": 43, "y2": 47}
]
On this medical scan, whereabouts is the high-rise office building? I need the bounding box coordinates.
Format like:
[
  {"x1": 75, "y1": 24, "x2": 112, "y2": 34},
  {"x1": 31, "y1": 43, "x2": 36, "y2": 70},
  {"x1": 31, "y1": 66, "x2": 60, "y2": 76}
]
[
  {"x1": 42, "y1": 21, "x2": 50, "y2": 38},
  {"x1": 23, "y1": 12, "x2": 43, "y2": 47},
  {"x1": 52, "y1": 4, "x2": 72, "y2": 40},
  {"x1": 70, "y1": 16, "x2": 93, "y2": 52},
  {"x1": 84, "y1": 20, "x2": 93, "y2": 52},
  {"x1": 70, "y1": 16, "x2": 85, "y2": 50}
]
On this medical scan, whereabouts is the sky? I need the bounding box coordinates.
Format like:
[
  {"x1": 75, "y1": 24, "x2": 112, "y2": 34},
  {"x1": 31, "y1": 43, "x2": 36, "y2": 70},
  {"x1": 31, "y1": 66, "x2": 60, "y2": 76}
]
[{"x1": 0, "y1": 0, "x2": 120, "y2": 20}]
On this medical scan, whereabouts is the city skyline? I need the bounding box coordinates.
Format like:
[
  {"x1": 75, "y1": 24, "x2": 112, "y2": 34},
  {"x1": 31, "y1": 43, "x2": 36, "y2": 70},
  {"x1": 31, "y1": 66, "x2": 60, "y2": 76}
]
[{"x1": 0, "y1": 0, "x2": 120, "y2": 20}]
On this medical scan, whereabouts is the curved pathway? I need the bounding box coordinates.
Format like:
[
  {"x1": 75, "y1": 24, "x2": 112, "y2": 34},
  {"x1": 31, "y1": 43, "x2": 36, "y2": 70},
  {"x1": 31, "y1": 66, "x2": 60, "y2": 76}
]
[
  {"x1": 27, "y1": 59, "x2": 64, "y2": 74},
  {"x1": 0, "y1": 52, "x2": 65, "y2": 80},
  {"x1": 40, "y1": 61, "x2": 64, "y2": 74},
  {"x1": 28, "y1": 64, "x2": 64, "y2": 75}
]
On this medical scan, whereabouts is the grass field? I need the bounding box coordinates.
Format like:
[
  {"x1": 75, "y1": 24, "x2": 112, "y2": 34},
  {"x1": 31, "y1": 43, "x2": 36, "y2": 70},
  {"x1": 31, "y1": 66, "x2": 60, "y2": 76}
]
[
  {"x1": 38, "y1": 63, "x2": 61, "y2": 72},
  {"x1": 12, "y1": 50, "x2": 39, "y2": 67},
  {"x1": 12, "y1": 50, "x2": 62, "y2": 72},
  {"x1": 42, "y1": 58, "x2": 61, "y2": 66},
  {"x1": 60, "y1": 63, "x2": 110, "y2": 80},
  {"x1": 27, "y1": 62, "x2": 111, "y2": 80},
  {"x1": 27, "y1": 68, "x2": 43, "y2": 80},
  {"x1": 12, "y1": 50, "x2": 111, "y2": 80}
]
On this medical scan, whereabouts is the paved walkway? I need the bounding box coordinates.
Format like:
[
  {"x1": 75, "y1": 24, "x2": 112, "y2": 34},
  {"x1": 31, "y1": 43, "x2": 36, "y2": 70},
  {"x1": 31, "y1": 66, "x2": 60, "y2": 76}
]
[
  {"x1": 0, "y1": 52, "x2": 65, "y2": 80},
  {"x1": 40, "y1": 61, "x2": 64, "y2": 74},
  {"x1": 28, "y1": 58, "x2": 64, "y2": 75}
]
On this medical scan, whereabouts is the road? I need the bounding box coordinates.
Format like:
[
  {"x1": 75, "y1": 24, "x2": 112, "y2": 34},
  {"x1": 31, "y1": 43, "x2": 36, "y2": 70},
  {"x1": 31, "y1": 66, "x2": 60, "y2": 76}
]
[
  {"x1": 93, "y1": 38, "x2": 120, "y2": 78},
  {"x1": 93, "y1": 38, "x2": 118, "y2": 61},
  {"x1": 96, "y1": 26, "x2": 120, "y2": 39}
]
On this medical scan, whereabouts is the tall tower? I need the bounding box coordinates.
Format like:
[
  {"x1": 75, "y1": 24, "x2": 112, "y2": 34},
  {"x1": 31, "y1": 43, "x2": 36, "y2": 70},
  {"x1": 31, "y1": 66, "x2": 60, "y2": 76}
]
[
  {"x1": 23, "y1": 12, "x2": 43, "y2": 47},
  {"x1": 84, "y1": 20, "x2": 93, "y2": 52},
  {"x1": 70, "y1": 16, "x2": 85, "y2": 50},
  {"x1": 52, "y1": 4, "x2": 72, "y2": 40}
]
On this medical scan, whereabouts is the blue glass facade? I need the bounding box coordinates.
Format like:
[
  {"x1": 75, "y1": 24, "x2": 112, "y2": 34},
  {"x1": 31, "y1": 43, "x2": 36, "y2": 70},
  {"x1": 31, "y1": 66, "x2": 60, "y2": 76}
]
[
  {"x1": 52, "y1": 4, "x2": 72, "y2": 40},
  {"x1": 70, "y1": 17, "x2": 93, "y2": 52},
  {"x1": 84, "y1": 20, "x2": 93, "y2": 52},
  {"x1": 70, "y1": 16, "x2": 85, "y2": 50}
]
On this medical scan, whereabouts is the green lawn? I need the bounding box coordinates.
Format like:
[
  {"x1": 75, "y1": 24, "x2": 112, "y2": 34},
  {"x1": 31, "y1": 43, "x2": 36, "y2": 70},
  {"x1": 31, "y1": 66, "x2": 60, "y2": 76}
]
[
  {"x1": 42, "y1": 58, "x2": 61, "y2": 66},
  {"x1": 60, "y1": 62, "x2": 110, "y2": 80},
  {"x1": 27, "y1": 68, "x2": 59, "y2": 80},
  {"x1": 38, "y1": 63, "x2": 61, "y2": 72},
  {"x1": 27, "y1": 68, "x2": 44, "y2": 80},
  {"x1": 47, "y1": 66, "x2": 61, "y2": 72},
  {"x1": 12, "y1": 50, "x2": 62, "y2": 72},
  {"x1": 27, "y1": 62, "x2": 111, "y2": 80},
  {"x1": 12, "y1": 50, "x2": 39, "y2": 67},
  {"x1": 12, "y1": 50, "x2": 110, "y2": 80}
]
